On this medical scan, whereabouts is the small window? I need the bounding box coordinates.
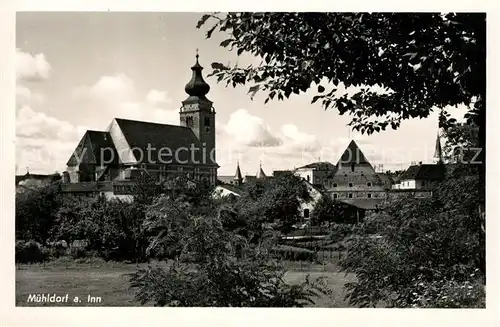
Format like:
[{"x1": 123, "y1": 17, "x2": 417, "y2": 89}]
[
  {"x1": 348, "y1": 182, "x2": 353, "y2": 187},
  {"x1": 333, "y1": 193, "x2": 338, "y2": 199},
  {"x1": 333, "y1": 183, "x2": 337, "y2": 187},
  {"x1": 307, "y1": 175, "x2": 310, "y2": 182},
  {"x1": 204, "y1": 117, "x2": 210, "y2": 133},
  {"x1": 422, "y1": 181, "x2": 426, "y2": 187},
  {"x1": 367, "y1": 193, "x2": 372, "y2": 198},
  {"x1": 303, "y1": 209, "x2": 310, "y2": 218},
  {"x1": 351, "y1": 163, "x2": 355, "y2": 172},
  {"x1": 348, "y1": 193, "x2": 353, "y2": 198},
  {"x1": 367, "y1": 182, "x2": 372, "y2": 187}
]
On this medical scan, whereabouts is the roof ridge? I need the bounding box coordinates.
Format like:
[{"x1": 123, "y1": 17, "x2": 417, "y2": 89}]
[{"x1": 114, "y1": 118, "x2": 188, "y2": 129}]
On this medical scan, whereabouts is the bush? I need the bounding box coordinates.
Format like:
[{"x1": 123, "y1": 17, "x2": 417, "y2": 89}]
[
  {"x1": 272, "y1": 245, "x2": 318, "y2": 262},
  {"x1": 15, "y1": 240, "x2": 48, "y2": 263},
  {"x1": 129, "y1": 198, "x2": 323, "y2": 307},
  {"x1": 339, "y1": 170, "x2": 485, "y2": 308},
  {"x1": 16, "y1": 183, "x2": 61, "y2": 243}
]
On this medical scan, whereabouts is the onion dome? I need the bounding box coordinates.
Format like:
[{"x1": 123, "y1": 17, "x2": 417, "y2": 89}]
[{"x1": 184, "y1": 50, "x2": 210, "y2": 98}]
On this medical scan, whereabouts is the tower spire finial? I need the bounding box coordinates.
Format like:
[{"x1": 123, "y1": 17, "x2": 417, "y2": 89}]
[{"x1": 184, "y1": 49, "x2": 210, "y2": 98}]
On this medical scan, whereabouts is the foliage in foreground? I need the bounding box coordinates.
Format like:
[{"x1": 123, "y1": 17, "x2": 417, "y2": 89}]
[
  {"x1": 198, "y1": 13, "x2": 484, "y2": 136},
  {"x1": 129, "y1": 209, "x2": 322, "y2": 307},
  {"x1": 338, "y1": 167, "x2": 485, "y2": 308}
]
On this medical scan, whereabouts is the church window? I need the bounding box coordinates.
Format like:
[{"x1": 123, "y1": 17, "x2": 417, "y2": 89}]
[
  {"x1": 186, "y1": 116, "x2": 193, "y2": 127},
  {"x1": 204, "y1": 117, "x2": 210, "y2": 133},
  {"x1": 348, "y1": 182, "x2": 353, "y2": 187},
  {"x1": 348, "y1": 193, "x2": 353, "y2": 198}
]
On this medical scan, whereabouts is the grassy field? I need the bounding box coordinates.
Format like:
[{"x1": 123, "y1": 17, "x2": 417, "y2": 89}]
[{"x1": 15, "y1": 259, "x2": 356, "y2": 307}]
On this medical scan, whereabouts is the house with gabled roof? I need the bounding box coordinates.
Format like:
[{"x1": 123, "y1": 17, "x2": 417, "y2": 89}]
[
  {"x1": 294, "y1": 161, "x2": 337, "y2": 187},
  {"x1": 61, "y1": 53, "x2": 219, "y2": 197},
  {"x1": 325, "y1": 140, "x2": 387, "y2": 209}
]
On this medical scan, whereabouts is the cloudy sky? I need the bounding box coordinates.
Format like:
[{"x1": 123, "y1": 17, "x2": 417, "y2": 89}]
[{"x1": 15, "y1": 12, "x2": 469, "y2": 176}]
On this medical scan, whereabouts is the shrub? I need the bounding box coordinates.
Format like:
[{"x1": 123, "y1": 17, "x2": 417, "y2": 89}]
[
  {"x1": 15, "y1": 240, "x2": 48, "y2": 263},
  {"x1": 129, "y1": 197, "x2": 323, "y2": 307},
  {"x1": 272, "y1": 245, "x2": 318, "y2": 262},
  {"x1": 339, "y1": 170, "x2": 485, "y2": 308}
]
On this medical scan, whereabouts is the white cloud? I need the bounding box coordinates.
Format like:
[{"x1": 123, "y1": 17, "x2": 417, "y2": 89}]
[
  {"x1": 16, "y1": 84, "x2": 45, "y2": 109},
  {"x1": 117, "y1": 101, "x2": 179, "y2": 125},
  {"x1": 16, "y1": 49, "x2": 51, "y2": 81},
  {"x1": 73, "y1": 74, "x2": 136, "y2": 102},
  {"x1": 224, "y1": 109, "x2": 282, "y2": 147},
  {"x1": 16, "y1": 106, "x2": 87, "y2": 141},
  {"x1": 146, "y1": 89, "x2": 172, "y2": 105},
  {"x1": 15, "y1": 107, "x2": 88, "y2": 174}
]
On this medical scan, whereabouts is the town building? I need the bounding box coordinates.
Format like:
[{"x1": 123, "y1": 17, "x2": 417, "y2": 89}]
[
  {"x1": 217, "y1": 161, "x2": 267, "y2": 186},
  {"x1": 61, "y1": 53, "x2": 219, "y2": 198},
  {"x1": 293, "y1": 161, "x2": 336, "y2": 187}
]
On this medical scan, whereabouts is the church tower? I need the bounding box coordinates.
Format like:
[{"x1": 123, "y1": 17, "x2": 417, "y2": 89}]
[
  {"x1": 433, "y1": 131, "x2": 444, "y2": 164},
  {"x1": 180, "y1": 51, "x2": 216, "y2": 166},
  {"x1": 234, "y1": 161, "x2": 243, "y2": 185}
]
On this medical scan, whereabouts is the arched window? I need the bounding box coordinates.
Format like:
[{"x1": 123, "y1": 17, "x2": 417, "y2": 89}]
[
  {"x1": 303, "y1": 209, "x2": 310, "y2": 218},
  {"x1": 307, "y1": 175, "x2": 310, "y2": 182}
]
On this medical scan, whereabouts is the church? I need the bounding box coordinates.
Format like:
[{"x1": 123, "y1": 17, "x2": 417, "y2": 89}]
[{"x1": 61, "y1": 53, "x2": 219, "y2": 197}]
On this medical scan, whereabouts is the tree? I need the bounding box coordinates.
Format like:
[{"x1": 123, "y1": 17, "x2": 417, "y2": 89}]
[
  {"x1": 129, "y1": 209, "x2": 322, "y2": 307},
  {"x1": 198, "y1": 13, "x2": 484, "y2": 134},
  {"x1": 338, "y1": 172, "x2": 484, "y2": 307},
  {"x1": 16, "y1": 183, "x2": 62, "y2": 243},
  {"x1": 311, "y1": 195, "x2": 360, "y2": 225},
  {"x1": 236, "y1": 174, "x2": 312, "y2": 237},
  {"x1": 198, "y1": 13, "x2": 486, "y2": 202}
]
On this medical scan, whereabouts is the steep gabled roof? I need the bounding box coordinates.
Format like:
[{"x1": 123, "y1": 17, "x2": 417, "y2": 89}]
[
  {"x1": 234, "y1": 162, "x2": 243, "y2": 181},
  {"x1": 67, "y1": 130, "x2": 118, "y2": 167},
  {"x1": 256, "y1": 163, "x2": 267, "y2": 179},
  {"x1": 336, "y1": 140, "x2": 370, "y2": 165},
  {"x1": 114, "y1": 118, "x2": 217, "y2": 166},
  {"x1": 399, "y1": 164, "x2": 445, "y2": 181}
]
